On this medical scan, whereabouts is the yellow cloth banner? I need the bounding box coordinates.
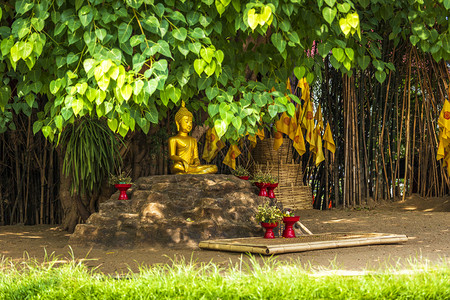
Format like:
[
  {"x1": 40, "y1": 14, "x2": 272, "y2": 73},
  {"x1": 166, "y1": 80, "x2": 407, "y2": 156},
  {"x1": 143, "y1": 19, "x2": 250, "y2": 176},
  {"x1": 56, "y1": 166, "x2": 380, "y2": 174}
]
[
  {"x1": 315, "y1": 129, "x2": 325, "y2": 166},
  {"x1": 256, "y1": 128, "x2": 265, "y2": 141},
  {"x1": 223, "y1": 144, "x2": 241, "y2": 170},
  {"x1": 288, "y1": 104, "x2": 298, "y2": 141},
  {"x1": 304, "y1": 100, "x2": 315, "y2": 147},
  {"x1": 202, "y1": 128, "x2": 223, "y2": 163},
  {"x1": 276, "y1": 112, "x2": 290, "y2": 135},
  {"x1": 323, "y1": 123, "x2": 336, "y2": 154},
  {"x1": 293, "y1": 124, "x2": 306, "y2": 156},
  {"x1": 315, "y1": 104, "x2": 324, "y2": 132},
  {"x1": 297, "y1": 78, "x2": 310, "y2": 102},
  {"x1": 273, "y1": 130, "x2": 283, "y2": 151}
]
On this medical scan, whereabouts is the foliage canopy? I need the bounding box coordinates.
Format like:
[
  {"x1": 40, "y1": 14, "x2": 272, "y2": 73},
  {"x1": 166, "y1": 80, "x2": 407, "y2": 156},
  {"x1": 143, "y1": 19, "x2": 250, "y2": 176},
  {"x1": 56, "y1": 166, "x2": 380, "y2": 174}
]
[{"x1": 0, "y1": 0, "x2": 449, "y2": 141}]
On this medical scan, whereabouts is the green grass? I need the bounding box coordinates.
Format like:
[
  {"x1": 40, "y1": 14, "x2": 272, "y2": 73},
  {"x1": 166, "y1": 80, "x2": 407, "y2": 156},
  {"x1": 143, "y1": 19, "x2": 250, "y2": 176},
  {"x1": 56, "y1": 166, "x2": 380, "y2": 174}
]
[{"x1": 0, "y1": 254, "x2": 448, "y2": 299}]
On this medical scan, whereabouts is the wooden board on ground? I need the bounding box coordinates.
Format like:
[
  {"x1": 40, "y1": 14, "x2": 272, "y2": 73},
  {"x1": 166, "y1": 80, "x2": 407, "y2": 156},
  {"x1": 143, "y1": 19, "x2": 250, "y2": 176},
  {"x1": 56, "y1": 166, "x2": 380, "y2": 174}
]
[{"x1": 199, "y1": 232, "x2": 408, "y2": 255}]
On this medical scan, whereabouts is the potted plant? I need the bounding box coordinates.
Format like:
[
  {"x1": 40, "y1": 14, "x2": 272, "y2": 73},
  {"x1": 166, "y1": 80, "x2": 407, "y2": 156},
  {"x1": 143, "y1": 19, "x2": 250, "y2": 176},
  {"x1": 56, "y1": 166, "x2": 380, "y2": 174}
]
[
  {"x1": 282, "y1": 209, "x2": 300, "y2": 238},
  {"x1": 251, "y1": 170, "x2": 278, "y2": 198},
  {"x1": 255, "y1": 202, "x2": 283, "y2": 239},
  {"x1": 109, "y1": 170, "x2": 133, "y2": 200},
  {"x1": 231, "y1": 165, "x2": 251, "y2": 180}
]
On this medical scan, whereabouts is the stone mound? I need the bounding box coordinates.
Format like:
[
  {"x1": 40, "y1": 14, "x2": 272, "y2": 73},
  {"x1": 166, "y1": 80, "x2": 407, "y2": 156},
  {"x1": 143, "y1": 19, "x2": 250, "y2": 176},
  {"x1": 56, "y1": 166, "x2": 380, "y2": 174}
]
[{"x1": 70, "y1": 174, "x2": 265, "y2": 248}]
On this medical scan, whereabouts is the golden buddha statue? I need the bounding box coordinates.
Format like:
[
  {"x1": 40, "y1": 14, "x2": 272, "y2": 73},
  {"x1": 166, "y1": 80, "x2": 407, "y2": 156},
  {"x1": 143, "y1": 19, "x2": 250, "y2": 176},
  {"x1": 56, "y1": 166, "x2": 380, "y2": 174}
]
[{"x1": 169, "y1": 102, "x2": 218, "y2": 174}]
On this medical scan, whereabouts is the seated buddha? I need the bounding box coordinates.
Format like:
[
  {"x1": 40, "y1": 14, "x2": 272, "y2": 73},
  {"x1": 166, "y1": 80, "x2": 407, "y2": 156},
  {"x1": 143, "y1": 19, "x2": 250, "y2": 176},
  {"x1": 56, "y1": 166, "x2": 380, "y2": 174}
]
[{"x1": 168, "y1": 102, "x2": 218, "y2": 174}]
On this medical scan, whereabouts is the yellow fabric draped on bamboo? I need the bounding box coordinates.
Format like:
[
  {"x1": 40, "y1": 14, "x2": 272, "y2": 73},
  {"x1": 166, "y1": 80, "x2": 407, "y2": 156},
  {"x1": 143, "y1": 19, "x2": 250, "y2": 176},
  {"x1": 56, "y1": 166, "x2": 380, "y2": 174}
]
[
  {"x1": 437, "y1": 99, "x2": 450, "y2": 175},
  {"x1": 323, "y1": 123, "x2": 336, "y2": 154},
  {"x1": 223, "y1": 144, "x2": 241, "y2": 170},
  {"x1": 202, "y1": 128, "x2": 224, "y2": 163}
]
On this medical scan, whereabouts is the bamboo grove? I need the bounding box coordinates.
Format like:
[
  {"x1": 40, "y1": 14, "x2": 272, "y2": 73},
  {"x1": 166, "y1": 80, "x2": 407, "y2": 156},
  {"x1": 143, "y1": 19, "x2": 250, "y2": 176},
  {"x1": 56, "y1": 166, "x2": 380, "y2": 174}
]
[{"x1": 0, "y1": 0, "x2": 450, "y2": 227}]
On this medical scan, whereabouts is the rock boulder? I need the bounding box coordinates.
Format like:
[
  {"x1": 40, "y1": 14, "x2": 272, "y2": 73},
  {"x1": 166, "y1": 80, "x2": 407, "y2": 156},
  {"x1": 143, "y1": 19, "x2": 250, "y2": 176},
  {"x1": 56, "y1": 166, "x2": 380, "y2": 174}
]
[{"x1": 70, "y1": 174, "x2": 265, "y2": 248}]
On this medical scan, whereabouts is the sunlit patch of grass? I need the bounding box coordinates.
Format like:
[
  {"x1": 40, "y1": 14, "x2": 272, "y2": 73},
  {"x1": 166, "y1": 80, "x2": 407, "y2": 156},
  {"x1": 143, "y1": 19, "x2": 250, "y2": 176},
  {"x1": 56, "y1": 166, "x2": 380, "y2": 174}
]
[{"x1": 0, "y1": 252, "x2": 448, "y2": 299}]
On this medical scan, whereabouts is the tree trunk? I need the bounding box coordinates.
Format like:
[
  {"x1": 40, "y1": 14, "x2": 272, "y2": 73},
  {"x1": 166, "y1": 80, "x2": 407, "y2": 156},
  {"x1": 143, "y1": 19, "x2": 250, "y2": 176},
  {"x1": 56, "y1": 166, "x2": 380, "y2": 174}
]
[{"x1": 57, "y1": 148, "x2": 79, "y2": 233}]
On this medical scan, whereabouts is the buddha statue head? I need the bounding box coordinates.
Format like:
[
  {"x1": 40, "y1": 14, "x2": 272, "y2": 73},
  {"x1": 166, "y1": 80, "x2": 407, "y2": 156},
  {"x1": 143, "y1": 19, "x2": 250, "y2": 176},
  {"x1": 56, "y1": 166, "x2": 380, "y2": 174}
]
[{"x1": 175, "y1": 101, "x2": 194, "y2": 133}]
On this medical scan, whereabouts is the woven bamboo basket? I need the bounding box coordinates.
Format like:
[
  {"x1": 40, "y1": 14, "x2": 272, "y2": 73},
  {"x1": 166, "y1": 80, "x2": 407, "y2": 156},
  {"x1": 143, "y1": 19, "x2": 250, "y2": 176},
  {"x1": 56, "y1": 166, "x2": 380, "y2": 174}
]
[
  {"x1": 252, "y1": 138, "x2": 294, "y2": 164},
  {"x1": 253, "y1": 162, "x2": 304, "y2": 186},
  {"x1": 276, "y1": 185, "x2": 313, "y2": 210}
]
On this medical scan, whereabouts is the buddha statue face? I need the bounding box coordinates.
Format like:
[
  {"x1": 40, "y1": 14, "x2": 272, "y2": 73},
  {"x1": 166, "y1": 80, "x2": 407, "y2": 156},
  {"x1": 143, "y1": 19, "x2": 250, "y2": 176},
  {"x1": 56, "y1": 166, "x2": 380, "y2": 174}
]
[
  {"x1": 178, "y1": 115, "x2": 193, "y2": 133},
  {"x1": 175, "y1": 101, "x2": 194, "y2": 132}
]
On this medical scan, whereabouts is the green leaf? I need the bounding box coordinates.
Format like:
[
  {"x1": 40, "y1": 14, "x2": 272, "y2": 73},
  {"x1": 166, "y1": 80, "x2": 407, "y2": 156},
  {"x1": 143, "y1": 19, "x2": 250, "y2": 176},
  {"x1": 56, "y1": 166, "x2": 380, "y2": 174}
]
[
  {"x1": 50, "y1": 79, "x2": 61, "y2": 94},
  {"x1": 332, "y1": 48, "x2": 345, "y2": 62},
  {"x1": 97, "y1": 76, "x2": 110, "y2": 91},
  {"x1": 206, "y1": 86, "x2": 220, "y2": 100},
  {"x1": 215, "y1": 0, "x2": 231, "y2": 16},
  {"x1": 232, "y1": 115, "x2": 242, "y2": 130},
  {"x1": 146, "y1": 103, "x2": 159, "y2": 123},
  {"x1": 146, "y1": 79, "x2": 158, "y2": 96},
  {"x1": 41, "y1": 126, "x2": 52, "y2": 138},
  {"x1": 204, "y1": 60, "x2": 216, "y2": 77},
  {"x1": 410, "y1": 35, "x2": 420, "y2": 46},
  {"x1": 55, "y1": 115, "x2": 63, "y2": 130},
  {"x1": 10, "y1": 43, "x2": 21, "y2": 62},
  {"x1": 271, "y1": 33, "x2": 286, "y2": 54},
  {"x1": 208, "y1": 103, "x2": 220, "y2": 117},
  {"x1": 373, "y1": 60, "x2": 385, "y2": 71},
  {"x1": 33, "y1": 121, "x2": 43, "y2": 134},
  {"x1": 294, "y1": 66, "x2": 306, "y2": 80},
  {"x1": 200, "y1": 47, "x2": 214, "y2": 63},
  {"x1": 268, "y1": 104, "x2": 277, "y2": 118},
  {"x1": 121, "y1": 84, "x2": 133, "y2": 101},
  {"x1": 157, "y1": 40, "x2": 172, "y2": 58},
  {"x1": 172, "y1": 28, "x2": 187, "y2": 41},
  {"x1": 0, "y1": 86, "x2": 11, "y2": 111},
  {"x1": 375, "y1": 70, "x2": 386, "y2": 83},
  {"x1": 133, "y1": 80, "x2": 144, "y2": 96},
  {"x1": 247, "y1": 8, "x2": 258, "y2": 31},
  {"x1": 78, "y1": 6, "x2": 93, "y2": 27},
  {"x1": 444, "y1": 0, "x2": 450, "y2": 10},
  {"x1": 194, "y1": 59, "x2": 206, "y2": 76},
  {"x1": 357, "y1": 55, "x2": 370, "y2": 70},
  {"x1": 337, "y1": 3, "x2": 350, "y2": 13},
  {"x1": 72, "y1": 98, "x2": 84, "y2": 115},
  {"x1": 214, "y1": 119, "x2": 227, "y2": 139},
  {"x1": 347, "y1": 13, "x2": 359, "y2": 29},
  {"x1": 118, "y1": 22, "x2": 132, "y2": 44},
  {"x1": 318, "y1": 43, "x2": 332, "y2": 58},
  {"x1": 188, "y1": 42, "x2": 201, "y2": 54},
  {"x1": 15, "y1": 0, "x2": 34, "y2": 15},
  {"x1": 95, "y1": 28, "x2": 107, "y2": 41},
  {"x1": 83, "y1": 59, "x2": 96, "y2": 74},
  {"x1": 339, "y1": 18, "x2": 351, "y2": 36},
  {"x1": 322, "y1": 7, "x2": 337, "y2": 24},
  {"x1": 345, "y1": 48, "x2": 354, "y2": 61},
  {"x1": 215, "y1": 50, "x2": 224, "y2": 64},
  {"x1": 107, "y1": 118, "x2": 118, "y2": 132},
  {"x1": 1, "y1": 38, "x2": 14, "y2": 56},
  {"x1": 324, "y1": 0, "x2": 336, "y2": 7}
]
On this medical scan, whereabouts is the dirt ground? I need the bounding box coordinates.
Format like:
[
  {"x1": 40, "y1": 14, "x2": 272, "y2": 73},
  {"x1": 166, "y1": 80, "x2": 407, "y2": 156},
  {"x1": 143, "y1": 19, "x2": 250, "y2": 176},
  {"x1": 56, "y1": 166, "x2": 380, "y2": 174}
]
[{"x1": 1, "y1": 194, "x2": 449, "y2": 274}]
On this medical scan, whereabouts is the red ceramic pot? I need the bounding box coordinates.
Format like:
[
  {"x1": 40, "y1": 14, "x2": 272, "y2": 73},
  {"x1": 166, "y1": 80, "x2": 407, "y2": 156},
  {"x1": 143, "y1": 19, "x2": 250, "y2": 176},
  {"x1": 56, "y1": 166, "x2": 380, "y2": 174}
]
[
  {"x1": 254, "y1": 182, "x2": 269, "y2": 197},
  {"x1": 282, "y1": 216, "x2": 300, "y2": 238},
  {"x1": 237, "y1": 176, "x2": 249, "y2": 180},
  {"x1": 115, "y1": 184, "x2": 132, "y2": 200},
  {"x1": 261, "y1": 222, "x2": 278, "y2": 239},
  {"x1": 267, "y1": 182, "x2": 279, "y2": 199}
]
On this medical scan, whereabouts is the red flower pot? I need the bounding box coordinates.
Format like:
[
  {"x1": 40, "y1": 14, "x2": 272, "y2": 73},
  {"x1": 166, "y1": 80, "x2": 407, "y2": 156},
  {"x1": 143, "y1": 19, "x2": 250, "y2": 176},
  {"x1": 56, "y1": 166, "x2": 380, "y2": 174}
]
[
  {"x1": 267, "y1": 183, "x2": 279, "y2": 199},
  {"x1": 254, "y1": 182, "x2": 269, "y2": 197},
  {"x1": 237, "y1": 176, "x2": 249, "y2": 180},
  {"x1": 115, "y1": 184, "x2": 132, "y2": 200},
  {"x1": 282, "y1": 216, "x2": 300, "y2": 238},
  {"x1": 261, "y1": 222, "x2": 278, "y2": 239}
]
